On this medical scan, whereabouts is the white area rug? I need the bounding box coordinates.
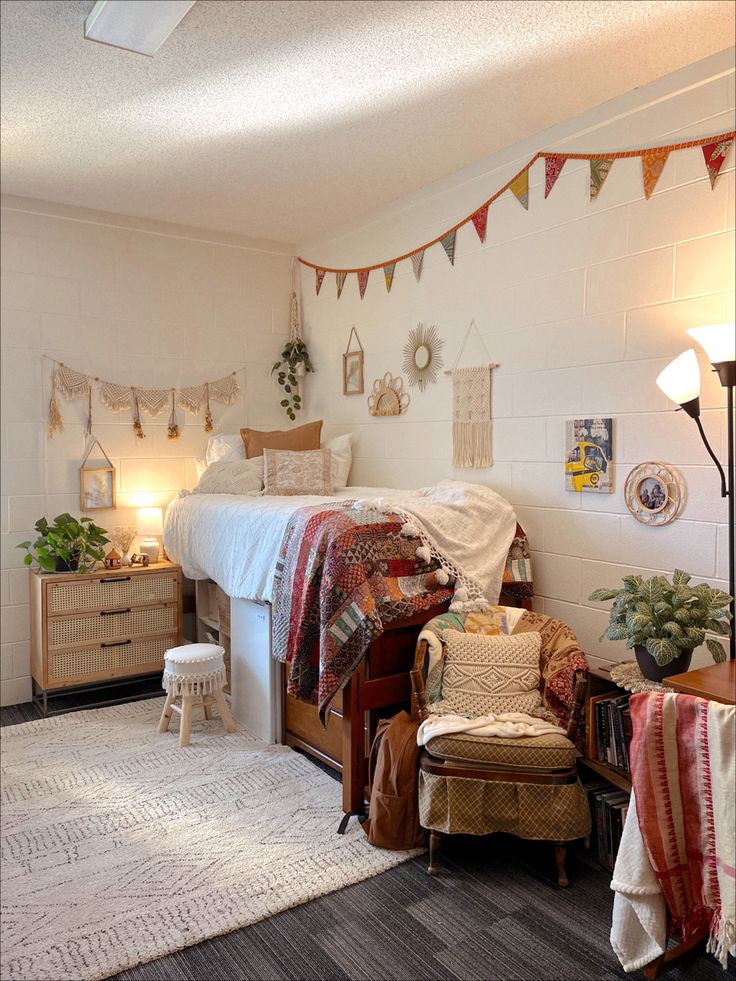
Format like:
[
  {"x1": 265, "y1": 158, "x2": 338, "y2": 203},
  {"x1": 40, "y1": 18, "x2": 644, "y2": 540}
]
[{"x1": 0, "y1": 699, "x2": 419, "y2": 981}]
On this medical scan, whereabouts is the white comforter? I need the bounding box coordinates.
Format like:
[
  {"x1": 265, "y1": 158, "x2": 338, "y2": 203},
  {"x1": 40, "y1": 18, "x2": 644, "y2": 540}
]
[{"x1": 163, "y1": 487, "x2": 408, "y2": 601}]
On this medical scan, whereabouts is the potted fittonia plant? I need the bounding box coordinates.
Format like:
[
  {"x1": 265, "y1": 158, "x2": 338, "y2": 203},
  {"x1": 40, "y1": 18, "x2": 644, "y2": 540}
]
[
  {"x1": 590, "y1": 570, "x2": 732, "y2": 682},
  {"x1": 272, "y1": 339, "x2": 314, "y2": 421},
  {"x1": 18, "y1": 513, "x2": 109, "y2": 573}
]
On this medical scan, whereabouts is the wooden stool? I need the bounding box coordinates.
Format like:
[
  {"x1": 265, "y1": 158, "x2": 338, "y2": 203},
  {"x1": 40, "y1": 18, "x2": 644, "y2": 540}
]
[{"x1": 158, "y1": 643, "x2": 236, "y2": 747}]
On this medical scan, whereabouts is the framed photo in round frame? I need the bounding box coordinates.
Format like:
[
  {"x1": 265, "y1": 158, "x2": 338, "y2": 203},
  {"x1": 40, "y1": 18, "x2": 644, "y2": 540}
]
[{"x1": 624, "y1": 461, "x2": 684, "y2": 525}]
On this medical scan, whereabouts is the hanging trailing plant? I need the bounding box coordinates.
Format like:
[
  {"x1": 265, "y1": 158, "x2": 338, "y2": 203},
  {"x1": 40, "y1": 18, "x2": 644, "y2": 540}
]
[{"x1": 272, "y1": 339, "x2": 313, "y2": 421}]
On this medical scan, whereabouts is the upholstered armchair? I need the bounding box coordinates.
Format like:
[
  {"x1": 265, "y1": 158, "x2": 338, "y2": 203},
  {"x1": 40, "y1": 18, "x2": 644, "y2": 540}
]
[{"x1": 410, "y1": 607, "x2": 590, "y2": 886}]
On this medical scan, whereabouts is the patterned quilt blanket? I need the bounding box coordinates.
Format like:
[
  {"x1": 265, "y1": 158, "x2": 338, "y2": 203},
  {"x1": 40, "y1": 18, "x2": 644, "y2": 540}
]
[{"x1": 272, "y1": 501, "x2": 532, "y2": 723}]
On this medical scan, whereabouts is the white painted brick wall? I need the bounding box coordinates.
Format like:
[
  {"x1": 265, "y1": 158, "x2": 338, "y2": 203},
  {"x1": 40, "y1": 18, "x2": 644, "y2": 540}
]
[
  {"x1": 300, "y1": 50, "x2": 735, "y2": 672},
  {"x1": 1, "y1": 200, "x2": 293, "y2": 704}
]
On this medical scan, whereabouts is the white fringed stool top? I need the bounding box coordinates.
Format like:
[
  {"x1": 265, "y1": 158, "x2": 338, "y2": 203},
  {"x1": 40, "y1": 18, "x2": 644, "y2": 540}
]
[{"x1": 162, "y1": 643, "x2": 227, "y2": 696}]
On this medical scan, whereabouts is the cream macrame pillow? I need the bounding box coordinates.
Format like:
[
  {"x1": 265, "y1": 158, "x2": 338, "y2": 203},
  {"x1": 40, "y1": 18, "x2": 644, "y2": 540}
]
[{"x1": 440, "y1": 629, "x2": 542, "y2": 717}]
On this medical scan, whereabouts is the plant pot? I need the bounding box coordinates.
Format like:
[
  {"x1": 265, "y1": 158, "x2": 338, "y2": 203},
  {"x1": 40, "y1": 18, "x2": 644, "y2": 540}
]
[
  {"x1": 54, "y1": 555, "x2": 80, "y2": 573},
  {"x1": 634, "y1": 645, "x2": 693, "y2": 682}
]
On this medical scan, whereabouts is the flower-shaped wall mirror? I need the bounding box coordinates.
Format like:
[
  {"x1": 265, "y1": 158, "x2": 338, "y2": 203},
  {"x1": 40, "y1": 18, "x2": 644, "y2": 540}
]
[
  {"x1": 367, "y1": 372, "x2": 410, "y2": 416},
  {"x1": 402, "y1": 323, "x2": 444, "y2": 391}
]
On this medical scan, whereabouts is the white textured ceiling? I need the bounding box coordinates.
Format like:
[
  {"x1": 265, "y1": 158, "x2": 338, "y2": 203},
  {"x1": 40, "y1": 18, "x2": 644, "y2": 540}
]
[{"x1": 1, "y1": 0, "x2": 734, "y2": 243}]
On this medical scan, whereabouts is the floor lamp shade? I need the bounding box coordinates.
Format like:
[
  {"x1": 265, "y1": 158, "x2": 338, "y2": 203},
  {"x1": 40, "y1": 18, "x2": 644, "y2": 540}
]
[
  {"x1": 686, "y1": 323, "x2": 736, "y2": 364},
  {"x1": 656, "y1": 349, "x2": 701, "y2": 406}
]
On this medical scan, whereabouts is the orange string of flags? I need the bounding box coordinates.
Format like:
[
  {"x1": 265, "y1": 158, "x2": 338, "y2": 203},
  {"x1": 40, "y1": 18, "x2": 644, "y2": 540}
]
[{"x1": 299, "y1": 130, "x2": 735, "y2": 292}]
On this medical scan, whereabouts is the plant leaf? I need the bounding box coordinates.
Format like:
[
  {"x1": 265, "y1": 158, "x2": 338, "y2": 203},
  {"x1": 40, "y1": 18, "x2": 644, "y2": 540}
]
[{"x1": 705, "y1": 638, "x2": 727, "y2": 663}]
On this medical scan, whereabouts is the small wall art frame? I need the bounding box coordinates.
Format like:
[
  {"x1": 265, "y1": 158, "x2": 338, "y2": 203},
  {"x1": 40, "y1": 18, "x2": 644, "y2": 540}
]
[
  {"x1": 343, "y1": 326, "x2": 364, "y2": 396},
  {"x1": 624, "y1": 461, "x2": 684, "y2": 525},
  {"x1": 402, "y1": 322, "x2": 444, "y2": 391},
  {"x1": 80, "y1": 439, "x2": 116, "y2": 511}
]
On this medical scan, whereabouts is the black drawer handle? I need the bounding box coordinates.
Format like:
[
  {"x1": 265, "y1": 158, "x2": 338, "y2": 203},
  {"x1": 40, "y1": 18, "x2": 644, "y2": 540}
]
[
  {"x1": 100, "y1": 608, "x2": 131, "y2": 616},
  {"x1": 100, "y1": 639, "x2": 132, "y2": 648},
  {"x1": 101, "y1": 576, "x2": 131, "y2": 584}
]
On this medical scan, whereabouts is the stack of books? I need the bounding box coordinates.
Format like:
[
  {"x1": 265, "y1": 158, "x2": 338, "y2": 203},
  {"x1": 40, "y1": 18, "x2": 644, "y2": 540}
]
[
  {"x1": 583, "y1": 780, "x2": 630, "y2": 869},
  {"x1": 592, "y1": 691, "x2": 632, "y2": 774}
]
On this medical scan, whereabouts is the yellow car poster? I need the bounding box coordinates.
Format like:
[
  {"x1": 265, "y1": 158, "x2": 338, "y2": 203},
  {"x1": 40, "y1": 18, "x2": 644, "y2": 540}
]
[{"x1": 565, "y1": 417, "x2": 614, "y2": 493}]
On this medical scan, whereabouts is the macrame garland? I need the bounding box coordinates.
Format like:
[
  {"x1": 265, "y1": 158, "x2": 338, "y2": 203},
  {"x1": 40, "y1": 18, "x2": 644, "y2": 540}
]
[
  {"x1": 208, "y1": 372, "x2": 240, "y2": 405},
  {"x1": 178, "y1": 384, "x2": 206, "y2": 415},
  {"x1": 56, "y1": 363, "x2": 90, "y2": 400},
  {"x1": 100, "y1": 381, "x2": 132, "y2": 412},
  {"x1": 167, "y1": 389, "x2": 180, "y2": 440},
  {"x1": 203, "y1": 382, "x2": 213, "y2": 432},
  {"x1": 47, "y1": 368, "x2": 64, "y2": 438},
  {"x1": 136, "y1": 388, "x2": 170, "y2": 416},
  {"x1": 132, "y1": 388, "x2": 145, "y2": 439}
]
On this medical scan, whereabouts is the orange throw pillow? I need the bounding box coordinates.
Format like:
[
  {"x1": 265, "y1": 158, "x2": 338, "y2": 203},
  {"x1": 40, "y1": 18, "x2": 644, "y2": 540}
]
[{"x1": 240, "y1": 420, "x2": 323, "y2": 459}]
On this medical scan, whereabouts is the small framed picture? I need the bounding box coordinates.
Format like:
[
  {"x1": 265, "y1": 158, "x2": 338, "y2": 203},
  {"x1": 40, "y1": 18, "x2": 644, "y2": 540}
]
[
  {"x1": 80, "y1": 467, "x2": 115, "y2": 511},
  {"x1": 624, "y1": 461, "x2": 683, "y2": 526},
  {"x1": 343, "y1": 349, "x2": 364, "y2": 396},
  {"x1": 635, "y1": 475, "x2": 668, "y2": 513}
]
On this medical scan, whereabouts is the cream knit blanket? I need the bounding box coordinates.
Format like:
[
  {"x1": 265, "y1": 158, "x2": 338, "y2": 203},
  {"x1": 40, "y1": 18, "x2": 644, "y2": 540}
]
[{"x1": 417, "y1": 711, "x2": 564, "y2": 746}]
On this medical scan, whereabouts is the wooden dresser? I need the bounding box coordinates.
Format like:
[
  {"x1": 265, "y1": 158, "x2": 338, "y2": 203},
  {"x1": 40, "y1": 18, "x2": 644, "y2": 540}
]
[{"x1": 30, "y1": 561, "x2": 182, "y2": 714}]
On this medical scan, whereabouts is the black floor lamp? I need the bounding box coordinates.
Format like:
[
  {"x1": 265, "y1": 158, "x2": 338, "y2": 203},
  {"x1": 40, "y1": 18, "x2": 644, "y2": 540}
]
[{"x1": 656, "y1": 323, "x2": 735, "y2": 661}]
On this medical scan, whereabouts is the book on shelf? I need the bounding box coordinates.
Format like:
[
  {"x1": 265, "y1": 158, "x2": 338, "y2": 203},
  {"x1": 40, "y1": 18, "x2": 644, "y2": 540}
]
[
  {"x1": 582, "y1": 779, "x2": 630, "y2": 870},
  {"x1": 590, "y1": 691, "x2": 632, "y2": 776}
]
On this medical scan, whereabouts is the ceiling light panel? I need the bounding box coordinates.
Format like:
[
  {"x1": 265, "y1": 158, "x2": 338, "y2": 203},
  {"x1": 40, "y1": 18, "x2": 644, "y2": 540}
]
[{"x1": 84, "y1": 0, "x2": 196, "y2": 57}]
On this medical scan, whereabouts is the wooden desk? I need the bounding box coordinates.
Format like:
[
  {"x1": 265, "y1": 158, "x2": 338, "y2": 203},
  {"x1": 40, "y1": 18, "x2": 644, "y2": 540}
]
[{"x1": 666, "y1": 660, "x2": 735, "y2": 705}]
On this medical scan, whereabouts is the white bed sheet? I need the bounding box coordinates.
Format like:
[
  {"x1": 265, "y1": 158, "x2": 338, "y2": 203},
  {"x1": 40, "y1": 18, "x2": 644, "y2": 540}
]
[{"x1": 163, "y1": 487, "x2": 407, "y2": 602}]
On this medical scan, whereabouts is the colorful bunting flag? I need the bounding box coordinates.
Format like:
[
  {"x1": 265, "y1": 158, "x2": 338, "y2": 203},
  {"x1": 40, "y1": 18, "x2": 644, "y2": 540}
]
[
  {"x1": 471, "y1": 204, "x2": 489, "y2": 243},
  {"x1": 357, "y1": 269, "x2": 370, "y2": 299},
  {"x1": 702, "y1": 139, "x2": 733, "y2": 189},
  {"x1": 590, "y1": 158, "x2": 614, "y2": 200},
  {"x1": 509, "y1": 169, "x2": 529, "y2": 210},
  {"x1": 383, "y1": 262, "x2": 396, "y2": 292},
  {"x1": 411, "y1": 250, "x2": 424, "y2": 282},
  {"x1": 315, "y1": 268, "x2": 326, "y2": 295},
  {"x1": 642, "y1": 149, "x2": 669, "y2": 199},
  {"x1": 336, "y1": 271, "x2": 347, "y2": 299},
  {"x1": 544, "y1": 156, "x2": 566, "y2": 198},
  {"x1": 440, "y1": 230, "x2": 457, "y2": 265}
]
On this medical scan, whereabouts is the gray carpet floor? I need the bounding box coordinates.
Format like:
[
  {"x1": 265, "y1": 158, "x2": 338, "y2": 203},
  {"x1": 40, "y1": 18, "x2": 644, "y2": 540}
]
[{"x1": 1, "y1": 700, "x2": 728, "y2": 981}]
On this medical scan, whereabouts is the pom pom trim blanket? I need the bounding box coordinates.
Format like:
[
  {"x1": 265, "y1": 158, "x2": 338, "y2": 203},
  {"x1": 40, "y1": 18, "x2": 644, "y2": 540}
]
[{"x1": 611, "y1": 692, "x2": 735, "y2": 972}]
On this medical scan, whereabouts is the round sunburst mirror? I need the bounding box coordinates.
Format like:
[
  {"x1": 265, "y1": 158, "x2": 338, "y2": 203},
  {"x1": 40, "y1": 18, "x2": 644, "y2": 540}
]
[
  {"x1": 402, "y1": 323, "x2": 444, "y2": 391},
  {"x1": 367, "y1": 372, "x2": 410, "y2": 416}
]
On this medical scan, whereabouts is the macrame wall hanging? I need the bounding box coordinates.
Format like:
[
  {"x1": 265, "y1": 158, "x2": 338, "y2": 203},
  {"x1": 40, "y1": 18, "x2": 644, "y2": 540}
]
[
  {"x1": 445, "y1": 320, "x2": 498, "y2": 469},
  {"x1": 46, "y1": 358, "x2": 242, "y2": 439}
]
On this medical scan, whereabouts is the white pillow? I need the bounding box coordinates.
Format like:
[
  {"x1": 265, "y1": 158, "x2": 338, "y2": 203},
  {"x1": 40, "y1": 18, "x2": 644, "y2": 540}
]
[
  {"x1": 194, "y1": 457, "x2": 208, "y2": 480},
  {"x1": 195, "y1": 458, "x2": 263, "y2": 495},
  {"x1": 324, "y1": 433, "x2": 353, "y2": 489},
  {"x1": 205, "y1": 433, "x2": 245, "y2": 467}
]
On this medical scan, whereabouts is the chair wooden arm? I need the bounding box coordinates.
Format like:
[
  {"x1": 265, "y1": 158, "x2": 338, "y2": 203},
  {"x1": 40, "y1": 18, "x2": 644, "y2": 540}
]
[
  {"x1": 410, "y1": 639, "x2": 430, "y2": 723},
  {"x1": 565, "y1": 669, "x2": 589, "y2": 744}
]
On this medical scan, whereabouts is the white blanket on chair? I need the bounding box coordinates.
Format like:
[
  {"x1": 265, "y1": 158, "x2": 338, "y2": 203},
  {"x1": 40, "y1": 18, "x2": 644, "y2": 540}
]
[{"x1": 417, "y1": 711, "x2": 564, "y2": 746}]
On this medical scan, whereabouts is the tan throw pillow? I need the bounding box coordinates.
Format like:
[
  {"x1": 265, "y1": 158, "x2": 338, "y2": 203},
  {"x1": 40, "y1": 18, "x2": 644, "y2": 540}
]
[
  {"x1": 263, "y1": 448, "x2": 333, "y2": 496},
  {"x1": 241, "y1": 420, "x2": 322, "y2": 459},
  {"x1": 440, "y1": 630, "x2": 542, "y2": 717}
]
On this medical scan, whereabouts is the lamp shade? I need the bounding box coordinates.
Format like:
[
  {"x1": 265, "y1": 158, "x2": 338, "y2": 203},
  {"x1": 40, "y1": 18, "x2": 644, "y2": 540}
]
[
  {"x1": 656, "y1": 349, "x2": 701, "y2": 406},
  {"x1": 686, "y1": 323, "x2": 736, "y2": 364},
  {"x1": 137, "y1": 506, "x2": 163, "y2": 537}
]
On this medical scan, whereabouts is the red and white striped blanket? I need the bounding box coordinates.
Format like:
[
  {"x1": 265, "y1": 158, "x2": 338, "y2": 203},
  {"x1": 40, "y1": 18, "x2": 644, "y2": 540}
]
[{"x1": 611, "y1": 691, "x2": 735, "y2": 972}]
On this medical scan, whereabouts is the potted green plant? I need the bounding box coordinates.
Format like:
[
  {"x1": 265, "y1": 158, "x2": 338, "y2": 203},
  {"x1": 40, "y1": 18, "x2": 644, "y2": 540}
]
[
  {"x1": 589, "y1": 570, "x2": 732, "y2": 682},
  {"x1": 272, "y1": 339, "x2": 313, "y2": 421},
  {"x1": 17, "y1": 513, "x2": 109, "y2": 574}
]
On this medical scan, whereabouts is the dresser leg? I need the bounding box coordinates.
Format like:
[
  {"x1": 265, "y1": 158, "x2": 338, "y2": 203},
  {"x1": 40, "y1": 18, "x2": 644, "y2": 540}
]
[
  {"x1": 158, "y1": 691, "x2": 175, "y2": 732},
  {"x1": 179, "y1": 694, "x2": 193, "y2": 747}
]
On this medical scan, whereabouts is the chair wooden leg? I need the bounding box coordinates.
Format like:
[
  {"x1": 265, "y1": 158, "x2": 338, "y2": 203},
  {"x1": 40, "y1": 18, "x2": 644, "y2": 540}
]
[
  {"x1": 158, "y1": 691, "x2": 175, "y2": 733},
  {"x1": 428, "y1": 830, "x2": 442, "y2": 876},
  {"x1": 213, "y1": 688, "x2": 236, "y2": 733},
  {"x1": 202, "y1": 698, "x2": 212, "y2": 721},
  {"x1": 554, "y1": 843, "x2": 569, "y2": 887},
  {"x1": 179, "y1": 694, "x2": 193, "y2": 748}
]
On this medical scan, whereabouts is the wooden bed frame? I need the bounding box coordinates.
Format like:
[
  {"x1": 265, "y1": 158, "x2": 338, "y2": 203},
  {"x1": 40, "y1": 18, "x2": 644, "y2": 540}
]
[{"x1": 282, "y1": 591, "x2": 530, "y2": 822}]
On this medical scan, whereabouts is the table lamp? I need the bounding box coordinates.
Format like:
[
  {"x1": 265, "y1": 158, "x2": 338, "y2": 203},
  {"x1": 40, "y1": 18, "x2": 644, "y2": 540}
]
[
  {"x1": 656, "y1": 323, "x2": 735, "y2": 660},
  {"x1": 137, "y1": 507, "x2": 163, "y2": 563}
]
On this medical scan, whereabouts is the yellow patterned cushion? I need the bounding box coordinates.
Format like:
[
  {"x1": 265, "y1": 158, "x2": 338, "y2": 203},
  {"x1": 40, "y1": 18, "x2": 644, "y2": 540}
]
[{"x1": 425, "y1": 729, "x2": 577, "y2": 770}]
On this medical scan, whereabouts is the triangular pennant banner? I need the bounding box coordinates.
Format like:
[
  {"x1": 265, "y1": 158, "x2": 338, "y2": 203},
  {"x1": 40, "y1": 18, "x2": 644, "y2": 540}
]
[
  {"x1": 544, "y1": 156, "x2": 566, "y2": 198},
  {"x1": 315, "y1": 268, "x2": 326, "y2": 295},
  {"x1": 702, "y1": 139, "x2": 733, "y2": 189},
  {"x1": 357, "y1": 269, "x2": 370, "y2": 299},
  {"x1": 383, "y1": 262, "x2": 396, "y2": 292},
  {"x1": 411, "y1": 251, "x2": 424, "y2": 282},
  {"x1": 440, "y1": 229, "x2": 457, "y2": 266},
  {"x1": 642, "y1": 149, "x2": 669, "y2": 199},
  {"x1": 209, "y1": 372, "x2": 240, "y2": 405},
  {"x1": 471, "y1": 204, "x2": 489, "y2": 243},
  {"x1": 590, "y1": 158, "x2": 614, "y2": 200},
  {"x1": 336, "y1": 271, "x2": 347, "y2": 299},
  {"x1": 509, "y1": 169, "x2": 529, "y2": 210}
]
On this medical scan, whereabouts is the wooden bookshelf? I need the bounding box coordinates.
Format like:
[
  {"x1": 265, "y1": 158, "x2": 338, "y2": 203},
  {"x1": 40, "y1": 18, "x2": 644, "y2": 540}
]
[{"x1": 580, "y1": 756, "x2": 631, "y2": 793}]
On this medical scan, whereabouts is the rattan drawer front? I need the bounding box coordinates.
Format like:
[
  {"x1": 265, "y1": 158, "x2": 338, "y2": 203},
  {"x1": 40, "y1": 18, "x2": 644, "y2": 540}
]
[
  {"x1": 47, "y1": 635, "x2": 173, "y2": 686},
  {"x1": 48, "y1": 605, "x2": 178, "y2": 649},
  {"x1": 47, "y1": 573, "x2": 178, "y2": 614}
]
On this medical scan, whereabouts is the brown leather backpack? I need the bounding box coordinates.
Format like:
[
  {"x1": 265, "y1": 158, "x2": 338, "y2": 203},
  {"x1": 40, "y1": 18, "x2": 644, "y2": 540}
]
[{"x1": 363, "y1": 710, "x2": 425, "y2": 850}]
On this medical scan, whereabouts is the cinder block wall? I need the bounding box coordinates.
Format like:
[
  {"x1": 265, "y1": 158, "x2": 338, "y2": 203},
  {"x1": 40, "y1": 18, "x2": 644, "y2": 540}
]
[{"x1": 300, "y1": 50, "x2": 735, "y2": 669}]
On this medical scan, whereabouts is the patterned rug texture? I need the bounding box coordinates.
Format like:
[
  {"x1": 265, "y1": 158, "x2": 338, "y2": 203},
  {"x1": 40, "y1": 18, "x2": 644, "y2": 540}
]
[{"x1": 0, "y1": 699, "x2": 418, "y2": 981}]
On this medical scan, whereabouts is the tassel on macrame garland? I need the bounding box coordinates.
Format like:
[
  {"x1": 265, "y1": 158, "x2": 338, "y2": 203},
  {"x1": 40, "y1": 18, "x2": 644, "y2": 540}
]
[
  {"x1": 203, "y1": 382, "x2": 213, "y2": 432},
  {"x1": 167, "y1": 390, "x2": 180, "y2": 440},
  {"x1": 85, "y1": 383, "x2": 93, "y2": 438},
  {"x1": 47, "y1": 369, "x2": 63, "y2": 438},
  {"x1": 132, "y1": 388, "x2": 145, "y2": 439}
]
